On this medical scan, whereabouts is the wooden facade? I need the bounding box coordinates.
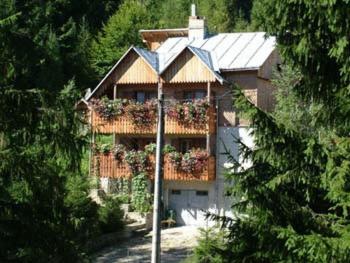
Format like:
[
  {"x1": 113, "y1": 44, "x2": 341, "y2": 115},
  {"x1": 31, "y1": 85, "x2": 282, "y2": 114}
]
[
  {"x1": 95, "y1": 153, "x2": 216, "y2": 182},
  {"x1": 115, "y1": 51, "x2": 158, "y2": 84},
  {"x1": 91, "y1": 106, "x2": 216, "y2": 135},
  {"x1": 162, "y1": 49, "x2": 217, "y2": 83}
]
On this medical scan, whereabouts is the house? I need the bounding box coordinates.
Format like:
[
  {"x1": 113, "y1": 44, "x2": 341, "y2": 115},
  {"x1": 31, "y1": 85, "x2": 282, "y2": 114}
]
[{"x1": 80, "y1": 8, "x2": 279, "y2": 226}]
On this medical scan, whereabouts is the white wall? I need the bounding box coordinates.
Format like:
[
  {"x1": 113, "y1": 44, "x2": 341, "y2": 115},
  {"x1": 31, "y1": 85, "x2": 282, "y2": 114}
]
[{"x1": 216, "y1": 126, "x2": 254, "y2": 218}]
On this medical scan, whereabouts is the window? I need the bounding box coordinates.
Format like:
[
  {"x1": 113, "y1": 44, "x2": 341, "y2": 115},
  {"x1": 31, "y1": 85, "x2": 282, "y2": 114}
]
[
  {"x1": 135, "y1": 91, "x2": 157, "y2": 103},
  {"x1": 179, "y1": 138, "x2": 206, "y2": 153},
  {"x1": 171, "y1": 189, "x2": 181, "y2": 195},
  {"x1": 180, "y1": 140, "x2": 192, "y2": 153},
  {"x1": 196, "y1": 191, "x2": 208, "y2": 196},
  {"x1": 184, "y1": 90, "x2": 206, "y2": 101},
  {"x1": 136, "y1": 91, "x2": 146, "y2": 103}
]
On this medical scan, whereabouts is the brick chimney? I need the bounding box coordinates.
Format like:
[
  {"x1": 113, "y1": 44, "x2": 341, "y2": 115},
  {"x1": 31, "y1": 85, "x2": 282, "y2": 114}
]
[{"x1": 188, "y1": 4, "x2": 207, "y2": 40}]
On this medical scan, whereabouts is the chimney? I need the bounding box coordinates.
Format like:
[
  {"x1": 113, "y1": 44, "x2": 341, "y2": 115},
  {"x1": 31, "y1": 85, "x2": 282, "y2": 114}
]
[{"x1": 188, "y1": 4, "x2": 207, "y2": 40}]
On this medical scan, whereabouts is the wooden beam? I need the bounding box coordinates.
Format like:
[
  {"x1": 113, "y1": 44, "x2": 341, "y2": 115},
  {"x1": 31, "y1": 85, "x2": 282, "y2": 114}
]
[
  {"x1": 206, "y1": 81, "x2": 211, "y2": 155},
  {"x1": 113, "y1": 84, "x2": 117, "y2": 100}
]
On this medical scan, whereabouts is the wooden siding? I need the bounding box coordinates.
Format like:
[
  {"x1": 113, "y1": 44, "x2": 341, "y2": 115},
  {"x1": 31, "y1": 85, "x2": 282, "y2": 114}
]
[
  {"x1": 91, "y1": 106, "x2": 216, "y2": 135},
  {"x1": 115, "y1": 51, "x2": 158, "y2": 84},
  {"x1": 163, "y1": 156, "x2": 215, "y2": 181},
  {"x1": 162, "y1": 49, "x2": 217, "y2": 83},
  {"x1": 91, "y1": 111, "x2": 157, "y2": 134},
  {"x1": 94, "y1": 153, "x2": 132, "y2": 179},
  {"x1": 94, "y1": 153, "x2": 215, "y2": 181}
]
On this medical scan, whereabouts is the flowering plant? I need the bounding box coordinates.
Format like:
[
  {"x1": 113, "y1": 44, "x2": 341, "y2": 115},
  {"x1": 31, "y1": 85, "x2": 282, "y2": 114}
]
[
  {"x1": 113, "y1": 144, "x2": 126, "y2": 162},
  {"x1": 89, "y1": 96, "x2": 128, "y2": 120},
  {"x1": 165, "y1": 98, "x2": 209, "y2": 125},
  {"x1": 167, "y1": 148, "x2": 209, "y2": 173},
  {"x1": 124, "y1": 150, "x2": 150, "y2": 174},
  {"x1": 126, "y1": 99, "x2": 157, "y2": 126}
]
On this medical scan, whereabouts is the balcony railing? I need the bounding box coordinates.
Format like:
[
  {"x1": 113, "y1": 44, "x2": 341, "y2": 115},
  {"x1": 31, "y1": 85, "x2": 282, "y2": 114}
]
[
  {"x1": 93, "y1": 153, "x2": 216, "y2": 181},
  {"x1": 91, "y1": 106, "x2": 216, "y2": 135}
]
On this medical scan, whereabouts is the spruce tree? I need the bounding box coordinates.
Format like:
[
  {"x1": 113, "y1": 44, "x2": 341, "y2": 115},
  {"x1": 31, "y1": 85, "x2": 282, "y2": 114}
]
[
  {"x1": 216, "y1": 1, "x2": 350, "y2": 262},
  {"x1": 0, "y1": 0, "x2": 118, "y2": 260}
]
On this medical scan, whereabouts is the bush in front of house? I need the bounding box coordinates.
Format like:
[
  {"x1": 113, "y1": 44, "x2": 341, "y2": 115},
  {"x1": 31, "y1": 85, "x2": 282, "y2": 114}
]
[
  {"x1": 98, "y1": 196, "x2": 124, "y2": 234},
  {"x1": 185, "y1": 227, "x2": 227, "y2": 263}
]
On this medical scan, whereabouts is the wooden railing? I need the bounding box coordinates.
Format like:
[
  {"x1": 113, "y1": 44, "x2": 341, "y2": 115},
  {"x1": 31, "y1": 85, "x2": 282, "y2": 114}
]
[
  {"x1": 91, "y1": 106, "x2": 216, "y2": 135},
  {"x1": 93, "y1": 154, "x2": 215, "y2": 181}
]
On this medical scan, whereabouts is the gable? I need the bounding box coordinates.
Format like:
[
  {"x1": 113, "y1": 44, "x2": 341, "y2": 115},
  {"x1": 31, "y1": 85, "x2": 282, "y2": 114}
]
[
  {"x1": 161, "y1": 49, "x2": 217, "y2": 83},
  {"x1": 114, "y1": 50, "x2": 158, "y2": 84}
]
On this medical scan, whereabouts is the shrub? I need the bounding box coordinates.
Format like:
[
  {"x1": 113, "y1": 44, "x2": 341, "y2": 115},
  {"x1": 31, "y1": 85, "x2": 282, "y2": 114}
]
[
  {"x1": 98, "y1": 196, "x2": 124, "y2": 234},
  {"x1": 131, "y1": 173, "x2": 152, "y2": 213},
  {"x1": 189, "y1": 227, "x2": 226, "y2": 263}
]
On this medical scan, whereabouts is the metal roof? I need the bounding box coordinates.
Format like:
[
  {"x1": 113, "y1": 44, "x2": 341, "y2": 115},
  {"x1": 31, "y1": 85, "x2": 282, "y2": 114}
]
[
  {"x1": 158, "y1": 45, "x2": 224, "y2": 83},
  {"x1": 86, "y1": 32, "x2": 276, "y2": 100},
  {"x1": 156, "y1": 32, "x2": 276, "y2": 71}
]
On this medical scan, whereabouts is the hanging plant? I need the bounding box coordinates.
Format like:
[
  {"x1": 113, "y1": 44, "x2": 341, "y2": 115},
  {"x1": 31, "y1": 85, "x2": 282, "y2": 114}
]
[
  {"x1": 167, "y1": 148, "x2": 209, "y2": 173},
  {"x1": 145, "y1": 143, "x2": 157, "y2": 155},
  {"x1": 126, "y1": 99, "x2": 157, "y2": 126},
  {"x1": 165, "y1": 98, "x2": 209, "y2": 125},
  {"x1": 163, "y1": 144, "x2": 176, "y2": 154},
  {"x1": 113, "y1": 144, "x2": 126, "y2": 162},
  {"x1": 89, "y1": 96, "x2": 128, "y2": 120},
  {"x1": 124, "y1": 150, "x2": 150, "y2": 174}
]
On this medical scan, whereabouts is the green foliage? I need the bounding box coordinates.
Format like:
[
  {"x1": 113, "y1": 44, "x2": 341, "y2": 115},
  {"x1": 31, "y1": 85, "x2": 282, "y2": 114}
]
[
  {"x1": 145, "y1": 143, "x2": 157, "y2": 155},
  {"x1": 88, "y1": 0, "x2": 256, "y2": 79},
  {"x1": 98, "y1": 196, "x2": 124, "y2": 234},
  {"x1": 155, "y1": 0, "x2": 254, "y2": 32},
  {"x1": 0, "y1": 0, "x2": 120, "y2": 261},
  {"x1": 90, "y1": 0, "x2": 155, "y2": 78},
  {"x1": 131, "y1": 173, "x2": 152, "y2": 213},
  {"x1": 163, "y1": 144, "x2": 176, "y2": 154},
  {"x1": 215, "y1": 0, "x2": 350, "y2": 259},
  {"x1": 186, "y1": 227, "x2": 226, "y2": 263}
]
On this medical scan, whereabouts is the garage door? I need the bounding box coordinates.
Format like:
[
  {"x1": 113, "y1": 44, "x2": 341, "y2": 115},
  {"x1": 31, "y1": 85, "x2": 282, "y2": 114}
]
[{"x1": 168, "y1": 189, "x2": 209, "y2": 226}]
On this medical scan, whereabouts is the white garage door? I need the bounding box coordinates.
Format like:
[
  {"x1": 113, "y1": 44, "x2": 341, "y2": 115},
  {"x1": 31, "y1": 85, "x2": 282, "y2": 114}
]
[{"x1": 168, "y1": 189, "x2": 209, "y2": 226}]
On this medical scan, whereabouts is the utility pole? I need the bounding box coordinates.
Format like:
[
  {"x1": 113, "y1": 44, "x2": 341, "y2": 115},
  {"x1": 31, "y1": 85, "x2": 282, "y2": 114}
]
[{"x1": 151, "y1": 78, "x2": 164, "y2": 263}]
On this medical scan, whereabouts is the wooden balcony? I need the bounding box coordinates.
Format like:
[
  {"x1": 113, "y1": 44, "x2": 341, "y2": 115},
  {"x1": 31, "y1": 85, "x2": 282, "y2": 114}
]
[
  {"x1": 91, "y1": 106, "x2": 216, "y2": 135},
  {"x1": 94, "y1": 153, "x2": 216, "y2": 181}
]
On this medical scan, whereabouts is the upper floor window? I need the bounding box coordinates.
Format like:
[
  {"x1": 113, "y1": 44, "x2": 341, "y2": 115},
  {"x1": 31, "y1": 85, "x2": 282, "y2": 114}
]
[
  {"x1": 184, "y1": 90, "x2": 206, "y2": 101},
  {"x1": 135, "y1": 91, "x2": 157, "y2": 103}
]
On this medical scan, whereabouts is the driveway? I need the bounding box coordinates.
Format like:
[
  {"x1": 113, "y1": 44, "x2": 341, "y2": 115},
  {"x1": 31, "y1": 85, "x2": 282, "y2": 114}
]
[{"x1": 93, "y1": 226, "x2": 200, "y2": 263}]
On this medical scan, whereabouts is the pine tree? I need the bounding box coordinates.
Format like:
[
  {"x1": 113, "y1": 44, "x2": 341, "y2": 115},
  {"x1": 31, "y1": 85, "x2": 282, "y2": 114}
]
[
  {"x1": 215, "y1": 1, "x2": 350, "y2": 262},
  {"x1": 0, "y1": 0, "x2": 118, "y2": 260}
]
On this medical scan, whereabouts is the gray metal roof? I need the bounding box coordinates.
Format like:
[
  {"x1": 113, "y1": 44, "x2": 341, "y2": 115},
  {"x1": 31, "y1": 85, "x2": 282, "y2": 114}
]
[
  {"x1": 156, "y1": 32, "x2": 276, "y2": 71},
  {"x1": 133, "y1": 47, "x2": 158, "y2": 72},
  {"x1": 158, "y1": 45, "x2": 224, "y2": 83},
  {"x1": 86, "y1": 32, "x2": 276, "y2": 100}
]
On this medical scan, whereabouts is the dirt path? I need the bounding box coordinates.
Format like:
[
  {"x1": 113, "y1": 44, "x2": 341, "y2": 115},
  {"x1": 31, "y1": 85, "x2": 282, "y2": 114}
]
[{"x1": 93, "y1": 226, "x2": 200, "y2": 263}]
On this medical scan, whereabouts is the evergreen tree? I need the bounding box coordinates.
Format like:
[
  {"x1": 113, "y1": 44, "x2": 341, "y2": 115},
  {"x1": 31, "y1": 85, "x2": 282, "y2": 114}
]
[
  {"x1": 213, "y1": 1, "x2": 350, "y2": 262},
  {"x1": 90, "y1": 0, "x2": 155, "y2": 78},
  {"x1": 0, "y1": 0, "x2": 119, "y2": 260}
]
